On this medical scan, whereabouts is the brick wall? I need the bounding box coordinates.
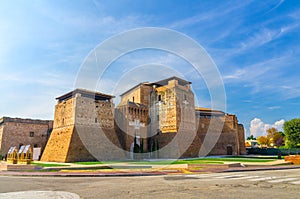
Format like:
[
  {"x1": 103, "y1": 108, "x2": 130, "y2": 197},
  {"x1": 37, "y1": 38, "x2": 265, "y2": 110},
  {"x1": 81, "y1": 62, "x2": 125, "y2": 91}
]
[
  {"x1": 41, "y1": 91, "x2": 124, "y2": 162},
  {"x1": 0, "y1": 118, "x2": 52, "y2": 156}
]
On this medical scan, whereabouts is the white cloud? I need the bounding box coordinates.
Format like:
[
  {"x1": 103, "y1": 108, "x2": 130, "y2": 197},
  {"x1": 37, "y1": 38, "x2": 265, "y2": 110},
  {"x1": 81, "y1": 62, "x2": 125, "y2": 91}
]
[
  {"x1": 250, "y1": 118, "x2": 285, "y2": 137},
  {"x1": 222, "y1": 53, "x2": 300, "y2": 99},
  {"x1": 268, "y1": 106, "x2": 281, "y2": 110},
  {"x1": 169, "y1": 1, "x2": 251, "y2": 29}
]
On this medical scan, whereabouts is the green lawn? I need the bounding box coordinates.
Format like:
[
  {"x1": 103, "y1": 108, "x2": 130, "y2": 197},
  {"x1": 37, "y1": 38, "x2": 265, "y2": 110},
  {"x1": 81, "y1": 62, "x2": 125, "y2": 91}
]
[
  {"x1": 31, "y1": 162, "x2": 70, "y2": 167},
  {"x1": 179, "y1": 158, "x2": 274, "y2": 163},
  {"x1": 73, "y1": 161, "x2": 103, "y2": 165},
  {"x1": 130, "y1": 158, "x2": 273, "y2": 165},
  {"x1": 32, "y1": 156, "x2": 276, "y2": 167}
]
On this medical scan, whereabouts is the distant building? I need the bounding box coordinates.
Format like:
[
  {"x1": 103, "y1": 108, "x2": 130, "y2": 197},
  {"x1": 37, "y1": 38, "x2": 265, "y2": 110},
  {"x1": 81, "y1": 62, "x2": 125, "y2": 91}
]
[
  {"x1": 0, "y1": 117, "x2": 53, "y2": 157},
  {"x1": 245, "y1": 140, "x2": 259, "y2": 148}
]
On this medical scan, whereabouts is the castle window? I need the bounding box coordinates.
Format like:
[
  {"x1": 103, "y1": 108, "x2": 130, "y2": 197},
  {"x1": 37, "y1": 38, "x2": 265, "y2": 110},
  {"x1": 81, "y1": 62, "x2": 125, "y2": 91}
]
[
  {"x1": 158, "y1": 95, "x2": 161, "y2": 101},
  {"x1": 95, "y1": 118, "x2": 98, "y2": 123},
  {"x1": 132, "y1": 97, "x2": 135, "y2": 102},
  {"x1": 29, "y1": 132, "x2": 34, "y2": 137}
]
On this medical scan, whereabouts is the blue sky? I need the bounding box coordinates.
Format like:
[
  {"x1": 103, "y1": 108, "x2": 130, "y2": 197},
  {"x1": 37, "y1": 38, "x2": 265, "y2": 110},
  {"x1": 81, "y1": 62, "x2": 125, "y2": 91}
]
[{"x1": 1, "y1": 0, "x2": 300, "y2": 137}]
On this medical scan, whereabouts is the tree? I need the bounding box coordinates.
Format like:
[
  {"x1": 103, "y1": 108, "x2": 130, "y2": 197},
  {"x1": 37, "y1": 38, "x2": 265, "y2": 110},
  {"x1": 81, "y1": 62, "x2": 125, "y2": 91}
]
[
  {"x1": 257, "y1": 136, "x2": 270, "y2": 147},
  {"x1": 284, "y1": 118, "x2": 300, "y2": 148},
  {"x1": 267, "y1": 127, "x2": 277, "y2": 140},
  {"x1": 247, "y1": 135, "x2": 256, "y2": 140},
  {"x1": 266, "y1": 128, "x2": 285, "y2": 147},
  {"x1": 273, "y1": 131, "x2": 285, "y2": 147}
]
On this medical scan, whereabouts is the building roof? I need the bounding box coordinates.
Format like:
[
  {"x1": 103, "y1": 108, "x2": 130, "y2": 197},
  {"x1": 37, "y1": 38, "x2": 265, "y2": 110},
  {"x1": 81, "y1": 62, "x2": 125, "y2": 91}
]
[
  {"x1": 119, "y1": 82, "x2": 151, "y2": 97},
  {"x1": 153, "y1": 76, "x2": 191, "y2": 87},
  {"x1": 56, "y1": 89, "x2": 114, "y2": 102},
  {"x1": 120, "y1": 76, "x2": 191, "y2": 97},
  {"x1": 0, "y1": 117, "x2": 53, "y2": 125},
  {"x1": 127, "y1": 101, "x2": 148, "y2": 108},
  {"x1": 195, "y1": 107, "x2": 225, "y2": 116}
]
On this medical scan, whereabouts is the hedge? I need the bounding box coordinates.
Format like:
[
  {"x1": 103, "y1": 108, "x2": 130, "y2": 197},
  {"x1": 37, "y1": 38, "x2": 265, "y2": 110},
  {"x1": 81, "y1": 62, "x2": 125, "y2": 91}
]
[{"x1": 247, "y1": 148, "x2": 300, "y2": 156}]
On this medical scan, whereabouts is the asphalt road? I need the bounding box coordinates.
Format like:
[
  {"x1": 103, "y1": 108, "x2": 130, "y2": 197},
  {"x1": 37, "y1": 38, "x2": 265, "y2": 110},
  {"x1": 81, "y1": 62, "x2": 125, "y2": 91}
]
[{"x1": 0, "y1": 169, "x2": 300, "y2": 199}]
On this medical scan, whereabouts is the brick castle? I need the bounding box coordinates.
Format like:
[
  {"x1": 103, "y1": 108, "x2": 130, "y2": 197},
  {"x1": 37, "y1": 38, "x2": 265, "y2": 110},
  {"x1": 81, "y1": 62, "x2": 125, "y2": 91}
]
[{"x1": 40, "y1": 76, "x2": 246, "y2": 162}]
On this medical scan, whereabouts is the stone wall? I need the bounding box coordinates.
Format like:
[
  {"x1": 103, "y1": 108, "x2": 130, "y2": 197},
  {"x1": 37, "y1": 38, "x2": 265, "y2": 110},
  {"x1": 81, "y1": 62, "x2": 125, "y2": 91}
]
[
  {"x1": 238, "y1": 124, "x2": 247, "y2": 155},
  {"x1": 41, "y1": 126, "x2": 75, "y2": 162},
  {"x1": 0, "y1": 125, "x2": 3, "y2": 154},
  {"x1": 120, "y1": 84, "x2": 152, "y2": 106},
  {"x1": 150, "y1": 79, "x2": 195, "y2": 134},
  {"x1": 53, "y1": 98, "x2": 75, "y2": 128},
  {"x1": 194, "y1": 115, "x2": 245, "y2": 156},
  {"x1": 41, "y1": 91, "x2": 124, "y2": 162},
  {"x1": 0, "y1": 117, "x2": 53, "y2": 156},
  {"x1": 74, "y1": 95, "x2": 114, "y2": 128}
]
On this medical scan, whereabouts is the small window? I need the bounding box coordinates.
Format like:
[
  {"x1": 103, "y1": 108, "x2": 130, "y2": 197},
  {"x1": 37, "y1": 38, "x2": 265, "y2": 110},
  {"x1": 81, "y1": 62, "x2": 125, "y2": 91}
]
[
  {"x1": 95, "y1": 118, "x2": 98, "y2": 123},
  {"x1": 158, "y1": 95, "x2": 161, "y2": 101},
  {"x1": 34, "y1": 144, "x2": 38, "y2": 147},
  {"x1": 29, "y1": 132, "x2": 34, "y2": 137},
  {"x1": 132, "y1": 97, "x2": 135, "y2": 102}
]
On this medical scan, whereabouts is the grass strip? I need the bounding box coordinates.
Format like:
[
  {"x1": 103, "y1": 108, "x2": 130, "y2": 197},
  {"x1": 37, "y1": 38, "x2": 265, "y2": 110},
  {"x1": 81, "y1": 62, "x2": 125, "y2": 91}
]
[
  {"x1": 73, "y1": 162, "x2": 103, "y2": 165},
  {"x1": 31, "y1": 162, "x2": 70, "y2": 167}
]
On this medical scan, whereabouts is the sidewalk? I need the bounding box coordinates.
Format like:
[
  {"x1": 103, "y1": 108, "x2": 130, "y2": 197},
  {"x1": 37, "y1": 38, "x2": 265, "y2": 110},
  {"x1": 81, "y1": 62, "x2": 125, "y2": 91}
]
[{"x1": 1, "y1": 160, "x2": 300, "y2": 177}]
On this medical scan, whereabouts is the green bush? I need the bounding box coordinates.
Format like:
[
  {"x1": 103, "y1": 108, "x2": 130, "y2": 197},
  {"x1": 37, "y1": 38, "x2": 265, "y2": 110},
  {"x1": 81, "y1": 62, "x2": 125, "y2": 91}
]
[{"x1": 247, "y1": 148, "x2": 300, "y2": 155}]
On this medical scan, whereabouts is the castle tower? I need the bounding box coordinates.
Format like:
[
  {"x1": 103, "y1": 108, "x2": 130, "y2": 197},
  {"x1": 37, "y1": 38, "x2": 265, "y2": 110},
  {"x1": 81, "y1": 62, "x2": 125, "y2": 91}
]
[
  {"x1": 148, "y1": 77, "x2": 197, "y2": 158},
  {"x1": 41, "y1": 89, "x2": 124, "y2": 162},
  {"x1": 149, "y1": 77, "x2": 195, "y2": 134},
  {"x1": 115, "y1": 77, "x2": 197, "y2": 158}
]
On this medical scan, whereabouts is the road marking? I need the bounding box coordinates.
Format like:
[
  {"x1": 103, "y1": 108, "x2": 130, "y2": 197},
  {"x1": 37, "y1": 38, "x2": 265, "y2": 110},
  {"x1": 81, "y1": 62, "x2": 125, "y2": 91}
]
[
  {"x1": 215, "y1": 174, "x2": 246, "y2": 179},
  {"x1": 182, "y1": 174, "x2": 300, "y2": 185},
  {"x1": 248, "y1": 177, "x2": 278, "y2": 181},
  {"x1": 0, "y1": 191, "x2": 80, "y2": 199},
  {"x1": 289, "y1": 180, "x2": 300, "y2": 185},
  {"x1": 226, "y1": 175, "x2": 260, "y2": 180},
  {"x1": 183, "y1": 173, "x2": 225, "y2": 178},
  {"x1": 268, "y1": 178, "x2": 298, "y2": 183}
]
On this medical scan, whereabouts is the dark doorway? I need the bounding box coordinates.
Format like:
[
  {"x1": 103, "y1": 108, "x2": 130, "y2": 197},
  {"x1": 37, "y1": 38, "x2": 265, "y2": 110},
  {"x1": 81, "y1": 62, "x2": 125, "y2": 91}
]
[{"x1": 226, "y1": 145, "x2": 233, "y2": 155}]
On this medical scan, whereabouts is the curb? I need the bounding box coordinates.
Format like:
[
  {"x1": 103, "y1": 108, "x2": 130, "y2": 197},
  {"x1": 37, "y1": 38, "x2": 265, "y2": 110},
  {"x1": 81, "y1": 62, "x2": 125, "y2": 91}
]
[
  {"x1": 1, "y1": 165, "x2": 300, "y2": 177},
  {"x1": 0, "y1": 172, "x2": 166, "y2": 177},
  {"x1": 224, "y1": 165, "x2": 300, "y2": 173}
]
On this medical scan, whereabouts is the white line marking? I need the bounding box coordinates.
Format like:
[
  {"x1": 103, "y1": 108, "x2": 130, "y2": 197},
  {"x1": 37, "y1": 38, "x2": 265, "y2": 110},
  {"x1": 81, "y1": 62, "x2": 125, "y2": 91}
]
[
  {"x1": 215, "y1": 175, "x2": 246, "y2": 179},
  {"x1": 268, "y1": 178, "x2": 298, "y2": 183},
  {"x1": 248, "y1": 177, "x2": 277, "y2": 181},
  {"x1": 289, "y1": 181, "x2": 300, "y2": 185},
  {"x1": 227, "y1": 176, "x2": 260, "y2": 180}
]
